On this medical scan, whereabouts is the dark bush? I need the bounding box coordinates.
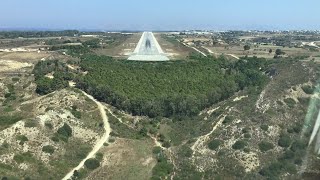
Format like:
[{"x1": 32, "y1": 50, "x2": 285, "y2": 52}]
[
  {"x1": 284, "y1": 98, "x2": 296, "y2": 108},
  {"x1": 57, "y1": 123, "x2": 72, "y2": 138},
  {"x1": 260, "y1": 124, "x2": 269, "y2": 131},
  {"x1": 258, "y1": 141, "x2": 274, "y2": 152},
  {"x1": 278, "y1": 134, "x2": 291, "y2": 148},
  {"x1": 208, "y1": 139, "x2": 222, "y2": 150},
  {"x1": 42, "y1": 145, "x2": 55, "y2": 154},
  {"x1": 223, "y1": 116, "x2": 233, "y2": 124},
  {"x1": 232, "y1": 140, "x2": 247, "y2": 150},
  {"x1": 24, "y1": 119, "x2": 38, "y2": 128},
  {"x1": 244, "y1": 133, "x2": 251, "y2": 138},
  {"x1": 16, "y1": 135, "x2": 28, "y2": 145},
  {"x1": 153, "y1": 147, "x2": 162, "y2": 154},
  {"x1": 290, "y1": 140, "x2": 307, "y2": 152},
  {"x1": 45, "y1": 122, "x2": 53, "y2": 129},
  {"x1": 84, "y1": 158, "x2": 100, "y2": 170},
  {"x1": 301, "y1": 85, "x2": 314, "y2": 94},
  {"x1": 13, "y1": 154, "x2": 24, "y2": 163}
]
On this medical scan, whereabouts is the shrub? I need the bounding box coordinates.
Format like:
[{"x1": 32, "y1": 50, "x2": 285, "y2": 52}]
[
  {"x1": 294, "y1": 158, "x2": 302, "y2": 165},
  {"x1": 223, "y1": 116, "x2": 233, "y2": 124},
  {"x1": 95, "y1": 152, "x2": 103, "y2": 161},
  {"x1": 259, "y1": 161, "x2": 283, "y2": 177},
  {"x1": 0, "y1": 115, "x2": 22, "y2": 129},
  {"x1": 16, "y1": 135, "x2": 28, "y2": 145},
  {"x1": 258, "y1": 141, "x2": 274, "y2": 152},
  {"x1": 208, "y1": 139, "x2": 222, "y2": 150},
  {"x1": 24, "y1": 119, "x2": 38, "y2": 128},
  {"x1": 57, "y1": 123, "x2": 72, "y2": 138},
  {"x1": 162, "y1": 141, "x2": 171, "y2": 148},
  {"x1": 152, "y1": 156, "x2": 173, "y2": 179},
  {"x1": 293, "y1": 124, "x2": 302, "y2": 134},
  {"x1": 178, "y1": 145, "x2": 193, "y2": 158},
  {"x1": 301, "y1": 85, "x2": 314, "y2": 94},
  {"x1": 71, "y1": 106, "x2": 82, "y2": 119},
  {"x1": 232, "y1": 140, "x2": 247, "y2": 150},
  {"x1": 244, "y1": 148, "x2": 250, "y2": 153},
  {"x1": 12, "y1": 77, "x2": 20, "y2": 82},
  {"x1": 284, "y1": 98, "x2": 296, "y2": 108},
  {"x1": 13, "y1": 154, "x2": 24, "y2": 163},
  {"x1": 84, "y1": 158, "x2": 100, "y2": 170},
  {"x1": 278, "y1": 134, "x2": 291, "y2": 148},
  {"x1": 280, "y1": 150, "x2": 295, "y2": 160},
  {"x1": 298, "y1": 97, "x2": 310, "y2": 106},
  {"x1": 153, "y1": 147, "x2": 162, "y2": 154},
  {"x1": 242, "y1": 127, "x2": 250, "y2": 134},
  {"x1": 290, "y1": 140, "x2": 307, "y2": 152},
  {"x1": 42, "y1": 145, "x2": 55, "y2": 154},
  {"x1": 260, "y1": 124, "x2": 269, "y2": 131},
  {"x1": 276, "y1": 100, "x2": 284, "y2": 106},
  {"x1": 45, "y1": 122, "x2": 53, "y2": 129},
  {"x1": 244, "y1": 133, "x2": 251, "y2": 138},
  {"x1": 51, "y1": 136, "x2": 59, "y2": 142}
]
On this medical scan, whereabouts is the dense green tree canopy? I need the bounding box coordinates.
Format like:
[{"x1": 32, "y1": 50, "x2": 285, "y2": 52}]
[{"x1": 75, "y1": 55, "x2": 268, "y2": 117}]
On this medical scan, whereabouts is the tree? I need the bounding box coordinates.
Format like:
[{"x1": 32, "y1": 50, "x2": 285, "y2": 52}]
[{"x1": 244, "y1": 45, "x2": 250, "y2": 51}]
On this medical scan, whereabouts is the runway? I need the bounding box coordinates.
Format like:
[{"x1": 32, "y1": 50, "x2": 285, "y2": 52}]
[{"x1": 128, "y1": 32, "x2": 169, "y2": 61}]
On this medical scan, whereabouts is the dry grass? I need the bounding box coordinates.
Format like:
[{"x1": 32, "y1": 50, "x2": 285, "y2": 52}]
[{"x1": 86, "y1": 138, "x2": 156, "y2": 180}]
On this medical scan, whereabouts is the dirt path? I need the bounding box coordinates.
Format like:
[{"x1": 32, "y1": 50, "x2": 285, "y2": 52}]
[
  {"x1": 191, "y1": 115, "x2": 226, "y2": 153},
  {"x1": 103, "y1": 106, "x2": 177, "y2": 180},
  {"x1": 62, "y1": 91, "x2": 111, "y2": 180},
  {"x1": 181, "y1": 42, "x2": 207, "y2": 57},
  {"x1": 191, "y1": 107, "x2": 232, "y2": 154},
  {"x1": 202, "y1": 46, "x2": 240, "y2": 59},
  {"x1": 227, "y1": 54, "x2": 240, "y2": 59}
]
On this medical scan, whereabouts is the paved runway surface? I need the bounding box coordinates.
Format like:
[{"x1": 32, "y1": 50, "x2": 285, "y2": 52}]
[{"x1": 128, "y1": 32, "x2": 169, "y2": 61}]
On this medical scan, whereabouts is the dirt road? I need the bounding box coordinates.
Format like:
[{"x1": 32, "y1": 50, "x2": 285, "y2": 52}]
[
  {"x1": 181, "y1": 42, "x2": 207, "y2": 57},
  {"x1": 62, "y1": 91, "x2": 111, "y2": 180}
]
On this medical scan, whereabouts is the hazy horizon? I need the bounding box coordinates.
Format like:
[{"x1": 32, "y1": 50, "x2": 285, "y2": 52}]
[{"x1": 1, "y1": 0, "x2": 320, "y2": 31}]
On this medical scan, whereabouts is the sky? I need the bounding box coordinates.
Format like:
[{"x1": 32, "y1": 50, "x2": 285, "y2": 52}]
[{"x1": 0, "y1": 0, "x2": 320, "y2": 31}]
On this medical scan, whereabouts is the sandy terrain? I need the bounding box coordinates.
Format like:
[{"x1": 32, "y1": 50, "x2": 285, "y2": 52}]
[{"x1": 0, "y1": 60, "x2": 32, "y2": 72}]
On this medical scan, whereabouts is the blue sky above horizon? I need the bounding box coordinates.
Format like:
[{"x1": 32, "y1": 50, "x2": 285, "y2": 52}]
[{"x1": 1, "y1": 0, "x2": 320, "y2": 31}]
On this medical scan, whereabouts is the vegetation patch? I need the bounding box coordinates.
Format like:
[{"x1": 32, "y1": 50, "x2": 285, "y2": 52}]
[
  {"x1": 24, "y1": 119, "x2": 38, "y2": 128},
  {"x1": 278, "y1": 134, "x2": 292, "y2": 148},
  {"x1": 284, "y1": 98, "x2": 296, "y2": 108},
  {"x1": 232, "y1": 140, "x2": 247, "y2": 150},
  {"x1": 84, "y1": 158, "x2": 100, "y2": 170},
  {"x1": 32, "y1": 60, "x2": 74, "y2": 95},
  {"x1": 152, "y1": 151, "x2": 173, "y2": 179},
  {"x1": 258, "y1": 141, "x2": 274, "y2": 152},
  {"x1": 0, "y1": 115, "x2": 23, "y2": 130},
  {"x1": 260, "y1": 124, "x2": 269, "y2": 131},
  {"x1": 16, "y1": 135, "x2": 28, "y2": 145},
  {"x1": 208, "y1": 139, "x2": 223, "y2": 150},
  {"x1": 56, "y1": 123, "x2": 73, "y2": 142},
  {"x1": 301, "y1": 85, "x2": 314, "y2": 94},
  {"x1": 70, "y1": 105, "x2": 81, "y2": 119},
  {"x1": 42, "y1": 145, "x2": 55, "y2": 154},
  {"x1": 75, "y1": 56, "x2": 268, "y2": 117}
]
